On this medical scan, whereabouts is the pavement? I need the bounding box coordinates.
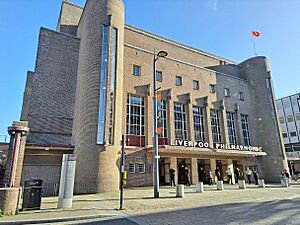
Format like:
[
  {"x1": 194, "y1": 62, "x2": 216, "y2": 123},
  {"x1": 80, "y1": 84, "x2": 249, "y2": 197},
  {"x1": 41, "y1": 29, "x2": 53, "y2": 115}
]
[{"x1": 0, "y1": 183, "x2": 299, "y2": 225}]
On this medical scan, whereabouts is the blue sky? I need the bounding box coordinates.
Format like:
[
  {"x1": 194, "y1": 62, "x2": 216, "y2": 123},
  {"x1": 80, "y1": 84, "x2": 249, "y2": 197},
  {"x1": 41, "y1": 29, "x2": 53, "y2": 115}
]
[{"x1": 0, "y1": 0, "x2": 299, "y2": 139}]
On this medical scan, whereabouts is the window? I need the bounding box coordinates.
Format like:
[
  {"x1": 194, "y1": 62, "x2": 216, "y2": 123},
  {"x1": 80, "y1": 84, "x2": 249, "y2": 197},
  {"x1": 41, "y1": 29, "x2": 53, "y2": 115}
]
[
  {"x1": 174, "y1": 103, "x2": 188, "y2": 140},
  {"x1": 226, "y1": 112, "x2": 237, "y2": 144},
  {"x1": 138, "y1": 163, "x2": 145, "y2": 173},
  {"x1": 241, "y1": 114, "x2": 251, "y2": 145},
  {"x1": 290, "y1": 131, "x2": 297, "y2": 137},
  {"x1": 210, "y1": 109, "x2": 222, "y2": 143},
  {"x1": 265, "y1": 78, "x2": 270, "y2": 89},
  {"x1": 239, "y1": 92, "x2": 244, "y2": 101},
  {"x1": 283, "y1": 100, "x2": 291, "y2": 108},
  {"x1": 129, "y1": 163, "x2": 135, "y2": 173},
  {"x1": 97, "y1": 25, "x2": 109, "y2": 144},
  {"x1": 224, "y1": 88, "x2": 230, "y2": 97},
  {"x1": 176, "y1": 76, "x2": 182, "y2": 86},
  {"x1": 287, "y1": 115, "x2": 294, "y2": 123},
  {"x1": 108, "y1": 27, "x2": 117, "y2": 144},
  {"x1": 209, "y1": 84, "x2": 215, "y2": 94},
  {"x1": 126, "y1": 95, "x2": 145, "y2": 136},
  {"x1": 158, "y1": 101, "x2": 168, "y2": 138},
  {"x1": 193, "y1": 107, "x2": 205, "y2": 142},
  {"x1": 279, "y1": 117, "x2": 285, "y2": 124},
  {"x1": 282, "y1": 133, "x2": 288, "y2": 138},
  {"x1": 133, "y1": 65, "x2": 141, "y2": 76},
  {"x1": 296, "y1": 113, "x2": 300, "y2": 121},
  {"x1": 276, "y1": 101, "x2": 282, "y2": 109},
  {"x1": 193, "y1": 80, "x2": 199, "y2": 90},
  {"x1": 156, "y1": 71, "x2": 162, "y2": 82}
]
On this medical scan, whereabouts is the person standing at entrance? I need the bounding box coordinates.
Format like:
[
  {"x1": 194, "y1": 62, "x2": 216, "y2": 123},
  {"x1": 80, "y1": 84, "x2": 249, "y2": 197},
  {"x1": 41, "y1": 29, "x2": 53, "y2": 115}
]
[
  {"x1": 207, "y1": 169, "x2": 213, "y2": 185},
  {"x1": 246, "y1": 167, "x2": 252, "y2": 184},
  {"x1": 199, "y1": 167, "x2": 205, "y2": 183},
  {"x1": 226, "y1": 167, "x2": 233, "y2": 185},
  {"x1": 215, "y1": 167, "x2": 221, "y2": 181},
  {"x1": 253, "y1": 169, "x2": 259, "y2": 185},
  {"x1": 169, "y1": 168, "x2": 176, "y2": 187},
  {"x1": 235, "y1": 167, "x2": 241, "y2": 181},
  {"x1": 184, "y1": 166, "x2": 190, "y2": 186}
]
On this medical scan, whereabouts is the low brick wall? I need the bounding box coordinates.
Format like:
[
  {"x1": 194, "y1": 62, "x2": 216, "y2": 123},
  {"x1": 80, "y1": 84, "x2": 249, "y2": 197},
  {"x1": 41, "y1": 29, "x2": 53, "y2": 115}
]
[{"x1": 0, "y1": 188, "x2": 20, "y2": 215}]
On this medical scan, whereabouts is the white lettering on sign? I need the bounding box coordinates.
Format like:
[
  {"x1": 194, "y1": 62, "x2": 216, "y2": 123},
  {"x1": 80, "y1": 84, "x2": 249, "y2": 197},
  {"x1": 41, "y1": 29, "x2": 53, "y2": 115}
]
[
  {"x1": 171, "y1": 139, "x2": 262, "y2": 152},
  {"x1": 172, "y1": 140, "x2": 209, "y2": 148},
  {"x1": 213, "y1": 143, "x2": 262, "y2": 152}
]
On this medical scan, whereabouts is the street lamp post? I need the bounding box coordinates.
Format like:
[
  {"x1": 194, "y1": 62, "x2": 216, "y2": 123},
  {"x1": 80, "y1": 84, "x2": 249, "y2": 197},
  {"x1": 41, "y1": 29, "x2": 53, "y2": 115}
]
[{"x1": 153, "y1": 50, "x2": 168, "y2": 198}]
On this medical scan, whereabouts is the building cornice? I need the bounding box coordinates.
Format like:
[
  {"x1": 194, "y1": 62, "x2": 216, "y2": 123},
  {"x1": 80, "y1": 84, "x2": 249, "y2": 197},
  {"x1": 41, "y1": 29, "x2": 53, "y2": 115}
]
[{"x1": 125, "y1": 24, "x2": 236, "y2": 65}]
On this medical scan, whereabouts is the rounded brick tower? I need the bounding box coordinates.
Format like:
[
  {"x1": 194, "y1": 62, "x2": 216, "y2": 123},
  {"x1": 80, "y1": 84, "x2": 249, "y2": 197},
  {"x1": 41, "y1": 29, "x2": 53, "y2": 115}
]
[
  {"x1": 239, "y1": 56, "x2": 289, "y2": 182},
  {"x1": 72, "y1": 0, "x2": 124, "y2": 193}
]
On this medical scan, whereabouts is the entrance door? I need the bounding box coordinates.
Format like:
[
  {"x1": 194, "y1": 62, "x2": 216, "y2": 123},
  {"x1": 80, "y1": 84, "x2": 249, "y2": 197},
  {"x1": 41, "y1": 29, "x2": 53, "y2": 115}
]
[
  {"x1": 159, "y1": 158, "x2": 166, "y2": 185},
  {"x1": 197, "y1": 159, "x2": 211, "y2": 184},
  {"x1": 177, "y1": 158, "x2": 191, "y2": 185},
  {"x1": 216, "y1": 160, "x2": 228, "y2": 181},
  {"x1": 159, "y1": 158, "x2": 171, "y2": 185}
]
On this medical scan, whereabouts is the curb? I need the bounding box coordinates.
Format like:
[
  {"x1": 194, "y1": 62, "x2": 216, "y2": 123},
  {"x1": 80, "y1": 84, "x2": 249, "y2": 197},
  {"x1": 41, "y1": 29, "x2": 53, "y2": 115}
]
[{"x1": 0, "y1": 214, "x2": 113, "y2": 225}]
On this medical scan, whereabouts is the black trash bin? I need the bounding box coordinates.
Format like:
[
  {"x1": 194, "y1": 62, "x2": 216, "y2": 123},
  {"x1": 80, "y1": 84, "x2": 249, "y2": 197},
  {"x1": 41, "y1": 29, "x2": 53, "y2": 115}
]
[{"x1": 22, "y1": 179, "x2": 43, "y2": 210}]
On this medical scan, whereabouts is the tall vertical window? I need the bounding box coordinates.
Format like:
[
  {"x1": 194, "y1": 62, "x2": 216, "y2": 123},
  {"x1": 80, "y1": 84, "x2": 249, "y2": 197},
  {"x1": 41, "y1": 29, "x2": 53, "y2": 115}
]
[
  {"x1": 159, "y1": 101, "x2": 168, "y2": 138},
  {"x1": 226, "y1": 112, "x2": 237, "y2": 144},
  {"x1": 241, "y1": 114, "x2": 251, "y2": 145},
  {"x1": 97, "y1": 25, "x2": 109, "y2": 144},
  {"x1": 126, "y1": 95, "x2": 145, "y2": 136},
  {"x1": 108, "y1": 27, "x2": 117, "y2": 144},
  {"x1": 210, "y1": 109, "x2": 222, "y2": 143},
  {"x1": 193, "y1": 107, "x2": 205, "y2": 142},
  {"x1": 174, "y1": 103, "x2": 188, "y2": 140}
]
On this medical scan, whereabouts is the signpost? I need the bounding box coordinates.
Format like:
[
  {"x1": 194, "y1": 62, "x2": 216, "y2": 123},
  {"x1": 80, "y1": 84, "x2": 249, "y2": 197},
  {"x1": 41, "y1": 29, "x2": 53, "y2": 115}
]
[{"x1": 119, "y1": 135, "x2": 125, "y2": 210}]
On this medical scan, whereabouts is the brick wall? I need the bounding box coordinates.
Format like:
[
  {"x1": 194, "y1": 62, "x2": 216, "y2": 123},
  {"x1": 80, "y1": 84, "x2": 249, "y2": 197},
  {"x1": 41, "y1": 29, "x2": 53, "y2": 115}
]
[{"x1": 26, "y1": 28, "x2": 80, "y2": 145}]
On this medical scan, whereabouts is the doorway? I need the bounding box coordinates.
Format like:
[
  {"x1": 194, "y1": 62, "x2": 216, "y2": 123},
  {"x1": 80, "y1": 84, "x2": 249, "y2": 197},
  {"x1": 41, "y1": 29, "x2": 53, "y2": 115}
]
[
  {"x1": 159, "y1": 158, "x2": 170, "y2": 185},
  {"x1": 177, "y1": 158, "x2": 191, "y2": 185},
  {"x1": 197, "y1": 159, "x2": 210, "y2": 184},
  {"x1": 216, "y1": 160, "x2": 228, "y2": 181}
]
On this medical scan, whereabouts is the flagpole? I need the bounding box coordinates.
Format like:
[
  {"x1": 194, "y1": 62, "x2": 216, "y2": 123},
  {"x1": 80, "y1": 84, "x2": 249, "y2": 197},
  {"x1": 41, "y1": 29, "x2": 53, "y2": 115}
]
[{"x1": 252, "y1": 35, "x2": 257, "y2": 56}]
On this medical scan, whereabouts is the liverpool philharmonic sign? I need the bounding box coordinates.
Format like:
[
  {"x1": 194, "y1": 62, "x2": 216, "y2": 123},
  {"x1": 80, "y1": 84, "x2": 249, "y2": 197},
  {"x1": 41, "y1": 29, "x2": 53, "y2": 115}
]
[{"x1": 171, "y1": 140, "x2": 262, "y2": 152}]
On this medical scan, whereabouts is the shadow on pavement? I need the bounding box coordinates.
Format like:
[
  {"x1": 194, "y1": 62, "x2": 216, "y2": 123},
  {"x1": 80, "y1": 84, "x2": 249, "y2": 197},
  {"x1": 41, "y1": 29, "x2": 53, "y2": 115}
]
[{"x1": 134, "y1": 197, "x2": 300, "y2": 225}]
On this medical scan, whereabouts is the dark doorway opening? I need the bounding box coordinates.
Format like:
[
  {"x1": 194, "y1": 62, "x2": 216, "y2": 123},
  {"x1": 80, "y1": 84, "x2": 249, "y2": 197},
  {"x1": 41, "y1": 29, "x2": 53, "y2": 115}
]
[
  {"x1": 177, "y1": 158, "x2": 191, "y2": 185},
  {"x1": 197, "y1": 159, "x2": 210, "y2": 184}
]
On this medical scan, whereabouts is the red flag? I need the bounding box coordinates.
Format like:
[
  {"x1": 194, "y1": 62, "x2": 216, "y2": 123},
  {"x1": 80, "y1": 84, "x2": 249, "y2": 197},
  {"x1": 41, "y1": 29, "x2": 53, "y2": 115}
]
[{"x1": 252, "y1": 31, "x2": 260, "y2": 38}]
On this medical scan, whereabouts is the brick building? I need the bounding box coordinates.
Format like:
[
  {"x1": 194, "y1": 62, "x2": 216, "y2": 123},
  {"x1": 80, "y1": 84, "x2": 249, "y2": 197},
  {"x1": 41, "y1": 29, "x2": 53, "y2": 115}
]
[{"x1": 16, "y1": 0, "x2": 289, "y2": 193}]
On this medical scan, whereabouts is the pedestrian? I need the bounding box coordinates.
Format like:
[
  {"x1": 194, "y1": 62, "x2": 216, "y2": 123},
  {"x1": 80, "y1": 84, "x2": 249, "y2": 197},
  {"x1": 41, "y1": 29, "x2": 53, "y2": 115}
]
[
  {"x1": 235, "y1": 167, "x2": 241, "y2": 181},
  {"x1": 169, "y1": 168, "x2": 175, "y2": 187},
  {"x1": 284, "y1": 169, "x2": 290, "y2": 186},
  {"x1": 246, "y1": 167, "x2": 252, "y2": 184},
  {"x1": 280, "y1": 171, "x2": 286, "y2": 180},
  {"x1": 253, "y1": 169, "x2": 259, "y2": 185},
  {"x1": 207, "y1": 169, "x2": 213, "y2": 185},
  {"x1": 226, "y1": 167, "x2": 233, "y2": 185},
  {"x1": 184, "y1": 166, "x2": 191, "y2": 186},
  {"x1": 199, "y1": 167, "x2": 205, "y2": 183},
  {"x1": 215, "y1": 167, "x2": 221, "y2": 181}
]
